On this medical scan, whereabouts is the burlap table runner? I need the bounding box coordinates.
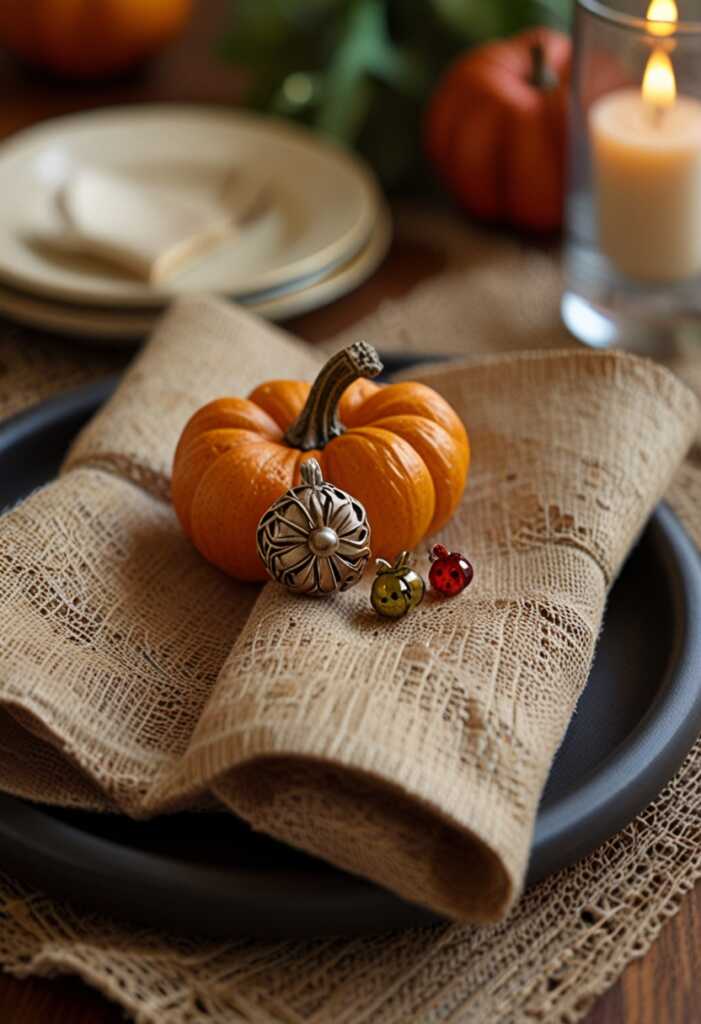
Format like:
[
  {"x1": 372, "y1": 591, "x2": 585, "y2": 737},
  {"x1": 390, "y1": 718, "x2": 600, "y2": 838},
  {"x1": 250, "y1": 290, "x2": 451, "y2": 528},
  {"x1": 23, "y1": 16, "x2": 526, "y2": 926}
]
[{"x1": 0, "y1": 207, "x2": 699, "y2": 1022}]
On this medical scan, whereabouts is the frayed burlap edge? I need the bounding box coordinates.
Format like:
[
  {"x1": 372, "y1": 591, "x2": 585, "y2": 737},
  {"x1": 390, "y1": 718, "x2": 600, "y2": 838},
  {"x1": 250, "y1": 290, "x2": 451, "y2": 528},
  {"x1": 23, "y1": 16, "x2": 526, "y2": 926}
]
[
  {"x1": 0, "y1": 697, "x2": 700, "y2": 1024},
  {"x1": 0, "y1": 348, "x2": 698, "y2": 1024},
  {"x1": 0, "y1": 205, "x2": 700, "y2": 1023}
]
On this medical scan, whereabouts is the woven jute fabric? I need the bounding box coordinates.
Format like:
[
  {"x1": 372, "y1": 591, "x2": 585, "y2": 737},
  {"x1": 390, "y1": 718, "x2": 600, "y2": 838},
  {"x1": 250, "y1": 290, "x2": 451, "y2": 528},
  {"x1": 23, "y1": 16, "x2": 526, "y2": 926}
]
[
  {"x1": 0, "y1": 206, "x2": 699, "y2": 1022},
  {"x1": 0, "y1": 295, "x2": 696, "y2": 925},
  {"x1": 0, "y1": 323, "x2": 124, "y2": 421}
]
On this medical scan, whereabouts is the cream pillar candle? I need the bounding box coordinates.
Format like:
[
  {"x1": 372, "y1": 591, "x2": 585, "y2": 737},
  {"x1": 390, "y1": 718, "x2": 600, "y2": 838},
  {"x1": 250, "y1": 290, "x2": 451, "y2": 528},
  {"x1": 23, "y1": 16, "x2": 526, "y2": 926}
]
[{"x1": 590, "y1": 86, "x2": 701, "y2": 282}]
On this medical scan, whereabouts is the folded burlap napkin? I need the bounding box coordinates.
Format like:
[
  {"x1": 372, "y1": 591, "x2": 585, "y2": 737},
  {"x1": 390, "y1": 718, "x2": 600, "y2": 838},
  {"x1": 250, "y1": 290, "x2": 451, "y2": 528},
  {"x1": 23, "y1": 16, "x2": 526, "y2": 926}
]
[{"x1": 0, "y1": 294, "x2": 697, "y2": 923}]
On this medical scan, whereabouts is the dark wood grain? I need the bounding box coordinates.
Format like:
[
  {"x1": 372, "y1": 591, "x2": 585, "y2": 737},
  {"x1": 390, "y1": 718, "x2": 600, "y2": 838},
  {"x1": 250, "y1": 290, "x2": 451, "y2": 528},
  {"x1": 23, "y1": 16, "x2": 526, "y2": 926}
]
[
  {"x1": 0, "y1": 974, "x2": 123, "y2": 1024},
  {"x1": 0, "y1": 3, "x2": 698, "y2": 1022},
  {"x1": 585, "y1": 894, "x2": 701, "y2": 1024}
]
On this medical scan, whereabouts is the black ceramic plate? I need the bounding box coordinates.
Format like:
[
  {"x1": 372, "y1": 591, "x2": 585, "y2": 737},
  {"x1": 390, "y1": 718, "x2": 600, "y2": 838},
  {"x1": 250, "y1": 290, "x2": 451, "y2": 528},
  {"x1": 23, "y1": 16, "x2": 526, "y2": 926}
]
[{"x1": 0, "y1": 359, "x2": 700, "y2": 940}]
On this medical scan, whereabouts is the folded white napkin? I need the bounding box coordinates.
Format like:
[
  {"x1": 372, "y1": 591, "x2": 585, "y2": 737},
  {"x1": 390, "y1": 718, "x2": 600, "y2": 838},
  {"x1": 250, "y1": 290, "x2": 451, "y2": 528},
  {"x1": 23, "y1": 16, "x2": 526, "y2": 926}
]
[{"x1": 35, "y1": 166, "x2": 266, "y2": 284}]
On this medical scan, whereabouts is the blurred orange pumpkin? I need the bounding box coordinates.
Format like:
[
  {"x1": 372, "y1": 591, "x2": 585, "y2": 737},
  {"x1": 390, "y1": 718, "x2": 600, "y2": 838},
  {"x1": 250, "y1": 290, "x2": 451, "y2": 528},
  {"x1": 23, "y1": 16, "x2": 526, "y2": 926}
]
[
  {"x1": 0, "y1": 0, "x2": 193, "y2": 79},
  {"x1": 425, "y1": 28, "x2": 571, "y2": 233}
]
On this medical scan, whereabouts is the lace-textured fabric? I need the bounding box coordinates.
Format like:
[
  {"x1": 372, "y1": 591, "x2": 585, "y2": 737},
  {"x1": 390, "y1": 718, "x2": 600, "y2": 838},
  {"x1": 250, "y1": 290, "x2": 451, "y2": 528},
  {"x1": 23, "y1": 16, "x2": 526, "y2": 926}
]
[
  {"x1": 0, "y1": 207, "x2": 699, "y2": 1022},
  {"x1": 0, "y1": 298, "x2": 695, "y2": 924}
]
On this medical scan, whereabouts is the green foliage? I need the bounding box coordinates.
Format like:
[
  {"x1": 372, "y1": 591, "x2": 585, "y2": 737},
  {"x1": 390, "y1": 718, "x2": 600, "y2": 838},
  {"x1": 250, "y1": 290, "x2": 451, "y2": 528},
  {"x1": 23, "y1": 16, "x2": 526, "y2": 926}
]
[
  {"x1": 434, "y1": 0, "x2": 570, "y2": 40},
  {"x1": 220, "y1": 0, "x2": 572, "y2": 189}
]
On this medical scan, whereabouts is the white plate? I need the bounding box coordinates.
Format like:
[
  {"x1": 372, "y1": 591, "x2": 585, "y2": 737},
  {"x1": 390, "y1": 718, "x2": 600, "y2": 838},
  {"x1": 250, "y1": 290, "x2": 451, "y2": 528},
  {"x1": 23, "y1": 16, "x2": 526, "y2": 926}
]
[
  {"x1": 0, "y1": 207, "x2": 392, "y2": 345},
  {"x1": 0, "y1": 105, "x2": 381, "y2": 309}
]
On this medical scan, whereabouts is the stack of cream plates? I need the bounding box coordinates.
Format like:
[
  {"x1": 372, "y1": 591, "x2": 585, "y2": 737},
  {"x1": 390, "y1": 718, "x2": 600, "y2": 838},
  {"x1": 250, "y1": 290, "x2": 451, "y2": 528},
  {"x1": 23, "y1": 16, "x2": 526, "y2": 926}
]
[{"x1": 0, "y1": 106, "x2": 391, "y2": 344}]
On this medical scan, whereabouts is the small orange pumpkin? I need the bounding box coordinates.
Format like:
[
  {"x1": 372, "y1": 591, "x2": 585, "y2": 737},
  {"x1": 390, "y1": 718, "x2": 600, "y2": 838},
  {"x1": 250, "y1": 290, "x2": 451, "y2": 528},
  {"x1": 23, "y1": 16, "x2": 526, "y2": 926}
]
[
  {"x1": 172, "y1": 342, "x2": 470, "y2": 582},
  {"x1": 0, "y1": 0, "x2": 192, "y2": 79},
  {"x1": 425, "y1": 27, "x2": 571, "y2": 232}
]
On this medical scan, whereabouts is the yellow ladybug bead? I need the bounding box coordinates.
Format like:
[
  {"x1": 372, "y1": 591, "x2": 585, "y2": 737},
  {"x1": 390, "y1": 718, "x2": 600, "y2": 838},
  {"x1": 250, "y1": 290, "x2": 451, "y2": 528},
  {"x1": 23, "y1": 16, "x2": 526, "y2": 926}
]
[{"x1": 371, "y1": 551, "x2": 425, "y2": 619}]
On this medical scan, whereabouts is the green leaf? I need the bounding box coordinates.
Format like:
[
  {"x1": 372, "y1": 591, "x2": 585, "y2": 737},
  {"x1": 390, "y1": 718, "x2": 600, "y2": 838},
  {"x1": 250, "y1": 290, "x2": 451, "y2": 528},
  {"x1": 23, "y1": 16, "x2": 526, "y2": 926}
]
[
  {"x1": 357, "y1": 82, "x2": 424, "y2": 187},
  {"x1": 217, "y1": 0, "x2": 572, "y2": 188},
  {"x1": 314, "y1": 0, "x2": 427, "y2": 143},
  {"x1": 430, "y1": 0, "x2": 571, "y2": 40},
  {"x1": 218, "y1": 0, "x2": 342, "y2": 69},
  {"x1": 431, "y1": 0, "x2": 518, "y2": 41},
  {"x1": 535, "y1": 0, "x2": 573, "y2": 29}
]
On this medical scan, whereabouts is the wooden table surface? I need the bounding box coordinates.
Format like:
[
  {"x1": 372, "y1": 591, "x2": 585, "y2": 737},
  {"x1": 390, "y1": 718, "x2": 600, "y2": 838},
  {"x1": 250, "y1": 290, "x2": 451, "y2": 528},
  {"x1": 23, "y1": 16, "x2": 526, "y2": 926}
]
[{"x1": 0, "y1": 4, "x2": 698, "y2": 1022}]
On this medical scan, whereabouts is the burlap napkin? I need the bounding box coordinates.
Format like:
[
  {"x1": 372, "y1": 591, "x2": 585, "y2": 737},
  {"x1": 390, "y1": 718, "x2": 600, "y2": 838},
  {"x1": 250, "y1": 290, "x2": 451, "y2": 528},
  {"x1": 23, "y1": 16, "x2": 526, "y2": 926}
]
[{"x1": 0, "y1": 294, "x2": 697, "y2": 926}]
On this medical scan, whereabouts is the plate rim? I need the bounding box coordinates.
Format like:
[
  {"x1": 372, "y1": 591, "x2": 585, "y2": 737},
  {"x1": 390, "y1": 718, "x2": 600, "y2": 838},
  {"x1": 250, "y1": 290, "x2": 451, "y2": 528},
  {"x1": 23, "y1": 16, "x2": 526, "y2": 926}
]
[
  {"x1": 0, "y1": 207, "x2": 392, "y2": 343},
  {"x1": 0, "y1": 103, "x2": 382, "y2": 309},
  {"x1": 527, "y1": 501, "x2": 701, "y2": 885},
  {"x1": 0, "y1": 373, "x2": 699, "y2": 937}
]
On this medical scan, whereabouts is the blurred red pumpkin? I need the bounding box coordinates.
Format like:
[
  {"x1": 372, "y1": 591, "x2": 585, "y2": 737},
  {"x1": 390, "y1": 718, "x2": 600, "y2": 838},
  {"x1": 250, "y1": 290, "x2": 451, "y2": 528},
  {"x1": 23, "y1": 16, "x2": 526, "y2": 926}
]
[
  {"x1": 0, "y1": 0, "x2": 193, "y2": 79},
  {"x1": 425, "y1": 28, "x2": 571, "y2": 233}
]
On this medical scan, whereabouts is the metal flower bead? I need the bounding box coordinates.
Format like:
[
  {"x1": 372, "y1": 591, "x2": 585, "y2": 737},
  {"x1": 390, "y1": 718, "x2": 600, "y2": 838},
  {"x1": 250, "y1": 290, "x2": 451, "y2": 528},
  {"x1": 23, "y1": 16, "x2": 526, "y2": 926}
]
[
  {"x1": 256, "y1": 458, "x2": 371, "y2": 595},
  {"x1": 371, "y1": 551, "x2": 425, "y2": 619},
  {"x1": 428, "y1": 543, "x2": 474, "y2": 596}
]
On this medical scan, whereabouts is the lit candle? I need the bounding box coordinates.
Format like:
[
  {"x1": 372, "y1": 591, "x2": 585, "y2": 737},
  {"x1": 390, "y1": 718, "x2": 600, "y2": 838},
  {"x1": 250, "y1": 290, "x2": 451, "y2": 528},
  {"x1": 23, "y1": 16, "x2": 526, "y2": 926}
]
[{"x1": 590, "y1": 1, "x2": 701, "y2": 282}]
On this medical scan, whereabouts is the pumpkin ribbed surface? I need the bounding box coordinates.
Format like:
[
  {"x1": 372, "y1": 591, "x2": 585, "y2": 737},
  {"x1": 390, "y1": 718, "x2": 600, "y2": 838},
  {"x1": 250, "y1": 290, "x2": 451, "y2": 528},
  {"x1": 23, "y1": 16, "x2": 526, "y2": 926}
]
[{"x1": 172, "y1": 344, "x2": 469, "y2": 582}]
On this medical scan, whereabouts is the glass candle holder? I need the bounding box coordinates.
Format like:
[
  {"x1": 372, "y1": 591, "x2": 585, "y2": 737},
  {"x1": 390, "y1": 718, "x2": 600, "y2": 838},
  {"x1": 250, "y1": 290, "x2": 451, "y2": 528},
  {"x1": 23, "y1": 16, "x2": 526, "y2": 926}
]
[{"x1": 562, "y1": 0, "x2": 701, "y2": 354}]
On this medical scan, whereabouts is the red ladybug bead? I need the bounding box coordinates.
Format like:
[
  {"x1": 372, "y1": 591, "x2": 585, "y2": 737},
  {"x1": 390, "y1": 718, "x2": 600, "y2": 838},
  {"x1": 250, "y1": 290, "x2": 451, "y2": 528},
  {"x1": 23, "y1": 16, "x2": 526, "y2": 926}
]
[{"x1": 428, "y1": 544, "x2": 473, "y2": 596}]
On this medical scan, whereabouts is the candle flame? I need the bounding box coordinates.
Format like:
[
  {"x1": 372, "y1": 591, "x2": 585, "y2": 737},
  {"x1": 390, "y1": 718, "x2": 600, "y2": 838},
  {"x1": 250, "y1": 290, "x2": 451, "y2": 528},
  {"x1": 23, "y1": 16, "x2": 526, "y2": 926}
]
[
  {"x1": 646, "y1": 0, "x2": 678, "y2": 37},
  {"x1": 642, "y1": 48, "x2": 677, "y2": 109}
]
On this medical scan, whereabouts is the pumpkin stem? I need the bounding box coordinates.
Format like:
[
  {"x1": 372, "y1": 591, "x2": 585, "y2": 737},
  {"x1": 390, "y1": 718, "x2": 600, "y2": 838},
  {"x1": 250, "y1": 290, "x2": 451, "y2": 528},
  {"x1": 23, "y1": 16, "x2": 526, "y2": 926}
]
[
  {"x1": 529, "y1": 41, "x2": 557, "y2": 91},
  {"x1": 284, "y1": 341, "x2": 383, "y2": 451}
]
